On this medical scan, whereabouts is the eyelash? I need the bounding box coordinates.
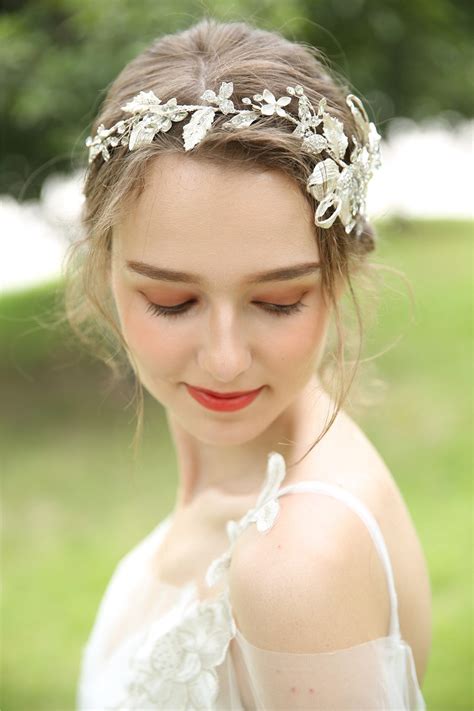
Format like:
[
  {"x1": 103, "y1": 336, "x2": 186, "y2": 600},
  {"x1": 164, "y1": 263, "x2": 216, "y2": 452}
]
[{"x1": 145, "y1": 298, "x2": 308, "y2": 319}]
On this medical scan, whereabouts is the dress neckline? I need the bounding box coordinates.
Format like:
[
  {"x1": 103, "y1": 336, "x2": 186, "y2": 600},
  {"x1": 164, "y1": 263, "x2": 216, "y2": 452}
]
[
  {"x1": 151, "y1": 449, "x2": 403, "y2": 643},
  {"x1": 81, "y1": 452, "x2": 426, "y2": 711}
]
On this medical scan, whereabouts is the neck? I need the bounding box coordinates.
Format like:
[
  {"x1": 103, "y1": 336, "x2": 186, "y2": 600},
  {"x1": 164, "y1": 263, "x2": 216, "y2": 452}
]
[{"x1": 166, "y1": 375, "x2": 331, "y2": 510}]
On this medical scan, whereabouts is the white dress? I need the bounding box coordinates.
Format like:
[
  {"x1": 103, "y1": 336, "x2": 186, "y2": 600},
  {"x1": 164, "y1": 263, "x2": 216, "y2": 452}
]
[{"x1": 77, "y1": 452, "x2": 426, "y2": 710}]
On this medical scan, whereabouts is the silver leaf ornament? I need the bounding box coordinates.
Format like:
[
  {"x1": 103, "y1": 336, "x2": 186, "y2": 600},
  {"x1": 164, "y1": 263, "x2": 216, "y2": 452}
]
[
  {"x1": 129, "y1": 120, "x2": 158, "y2": 150},
  {"x1": 323, "y1": 113, "x2": 348, "y2": 160},
  {"x1": 122, "y1": 90, "x2": 162, "y2": 115},
  {"x1": 222, "y1": 110, "x2": 259, "y2": 129},
  {"x1": 183, "y1": 107, "x2": 216, "y2": 151},
  {"x1": 314, "y1": 193, "x2": 342, "y2": 228},
  {"x1": 346, "y1": 94, "x2": 371, "y2": 144},
  {"x1": 307, "y1": 158, "x2": 340, "y2": 201},
  {"x1": 302, "y1": 134, "x2": 328, "y2": 155}
]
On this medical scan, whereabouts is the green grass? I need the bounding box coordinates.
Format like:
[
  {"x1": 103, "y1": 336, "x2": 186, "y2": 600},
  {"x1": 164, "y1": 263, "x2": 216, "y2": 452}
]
[{"x1": 1, "y1": 218, "x2": 473, "y2": 710}]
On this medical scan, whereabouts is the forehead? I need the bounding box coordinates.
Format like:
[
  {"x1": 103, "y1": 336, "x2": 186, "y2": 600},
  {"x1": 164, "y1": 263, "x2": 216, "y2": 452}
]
[{"x1": 114, "y1": 154, "x2": 319, "y2": 279}]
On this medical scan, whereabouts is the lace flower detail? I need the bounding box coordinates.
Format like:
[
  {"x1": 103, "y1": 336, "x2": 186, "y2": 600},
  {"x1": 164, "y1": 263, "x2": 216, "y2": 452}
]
[
  {"x1": 205, "y1": 451, "x2": 287, "y2": 588},
  {"x1": 254, "y1": 497, "x2": 281, "y2": 533},
  {"x1": 117, "y1": 592, "x2": 236, "y2": 710}
]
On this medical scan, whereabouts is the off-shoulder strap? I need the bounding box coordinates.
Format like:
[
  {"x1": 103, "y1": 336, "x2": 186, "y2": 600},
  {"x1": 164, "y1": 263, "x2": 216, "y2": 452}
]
[{"x1": 275, "y1": 480, "x2": 401, "y2": 639}]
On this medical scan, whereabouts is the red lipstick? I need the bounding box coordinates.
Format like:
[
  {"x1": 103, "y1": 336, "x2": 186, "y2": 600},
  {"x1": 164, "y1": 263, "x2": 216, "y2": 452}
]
[{"x1": 185, "y1": 384, "x2": 263, "y2": 412}]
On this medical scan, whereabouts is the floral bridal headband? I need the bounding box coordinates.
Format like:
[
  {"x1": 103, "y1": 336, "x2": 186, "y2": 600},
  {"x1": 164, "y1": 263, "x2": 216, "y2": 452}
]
[{"x1": 86, "y1": 82, "x2": 381, "y2": 238}]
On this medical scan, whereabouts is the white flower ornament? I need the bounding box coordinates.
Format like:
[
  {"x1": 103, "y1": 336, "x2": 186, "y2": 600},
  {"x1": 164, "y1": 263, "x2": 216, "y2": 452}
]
[
  {"x1": 112, "y1": 588, "x2": 236, "y2": 710},
  {"x1": 107, "y1": 451, "x2": 287, "y2": 709},
  {"x1": 258, "y1": 89, "x2": 292, "y2": 116},
  {"x1": 85, "y1": 82, "x2": 381, "y2": 238},
  {"x1": 204, "y1": 451, "x2": 287, "y2": 589}
]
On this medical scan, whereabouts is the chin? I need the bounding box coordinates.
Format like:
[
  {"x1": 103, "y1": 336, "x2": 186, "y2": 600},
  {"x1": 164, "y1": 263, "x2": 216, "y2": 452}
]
[{"x1": 180, "y1": 410, "x2": 271, "y2": 445}]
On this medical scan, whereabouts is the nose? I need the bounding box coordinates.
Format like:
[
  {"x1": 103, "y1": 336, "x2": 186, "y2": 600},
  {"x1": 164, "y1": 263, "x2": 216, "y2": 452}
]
[{"x1": 197, "y1": 304, "x2": 252, "y2": 383}]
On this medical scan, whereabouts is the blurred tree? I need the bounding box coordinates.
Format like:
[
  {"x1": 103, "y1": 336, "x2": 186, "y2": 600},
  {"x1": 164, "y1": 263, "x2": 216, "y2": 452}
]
[
  {"x1": 0, "y1": 0, "x2": 472, "y2": 199},
  {"x1": 300, "y1": 0, "x2": 474, "y2": 126}
]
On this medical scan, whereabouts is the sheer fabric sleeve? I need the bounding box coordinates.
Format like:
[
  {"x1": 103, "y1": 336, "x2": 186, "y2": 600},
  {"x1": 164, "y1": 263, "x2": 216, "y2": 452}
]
[
  {"x1": 226, "y1": 477, "x2": 426, "y2": 710},
  {"x1": 230, "y1": 629, "x2": 426, "y2": 711}
]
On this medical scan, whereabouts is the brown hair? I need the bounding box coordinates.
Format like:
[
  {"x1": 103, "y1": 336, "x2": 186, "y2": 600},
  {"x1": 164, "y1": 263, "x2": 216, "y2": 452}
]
[{"x1": 63, "y1": 18, "x2": 402, "y2": 468}]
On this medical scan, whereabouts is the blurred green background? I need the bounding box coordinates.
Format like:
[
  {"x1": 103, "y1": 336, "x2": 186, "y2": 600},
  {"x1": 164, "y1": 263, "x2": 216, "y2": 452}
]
[
  {"x1": 1, "y1": 0, "x2": 472, "y2": 199},
  {"x1": 2, "y1": 219, "x2": 472, "y2": 709},
  {"x1": 1, "y1": 0, "x2": 473, "y2": 709}
]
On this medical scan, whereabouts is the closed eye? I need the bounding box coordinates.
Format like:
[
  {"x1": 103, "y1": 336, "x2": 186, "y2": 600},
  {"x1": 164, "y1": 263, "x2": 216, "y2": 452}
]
[{"x1": 145, "y1": 298, "x2": 308, "y2": 319}]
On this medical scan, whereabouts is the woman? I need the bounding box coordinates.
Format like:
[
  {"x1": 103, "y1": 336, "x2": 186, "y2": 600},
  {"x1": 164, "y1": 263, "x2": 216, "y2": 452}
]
[{"x1": 70, "y1": 17, "x2": 431, "y2": 710}]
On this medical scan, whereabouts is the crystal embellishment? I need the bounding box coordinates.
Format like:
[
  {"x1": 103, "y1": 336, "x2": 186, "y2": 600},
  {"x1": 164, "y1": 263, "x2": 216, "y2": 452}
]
[{"x1": 85, "y1": 82, "x2": 381, "y2": 238}]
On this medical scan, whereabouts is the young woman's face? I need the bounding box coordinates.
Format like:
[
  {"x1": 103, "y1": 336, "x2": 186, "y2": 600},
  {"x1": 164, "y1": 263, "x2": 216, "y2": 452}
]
[{"x1": 110, "y1": 154, "x2": 336, "y2": 445}]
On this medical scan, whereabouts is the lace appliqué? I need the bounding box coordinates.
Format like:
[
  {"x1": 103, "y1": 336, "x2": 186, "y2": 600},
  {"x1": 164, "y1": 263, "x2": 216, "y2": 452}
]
[
  {"x1": 108, "y1": 451, "x2": 285, "y2": 710},
  {"x1": 205, "y1": 451, "x2": 286, "y2": 588},
  {"x1": 112, "y1": 590, "x2": 236, "y2": 710}
]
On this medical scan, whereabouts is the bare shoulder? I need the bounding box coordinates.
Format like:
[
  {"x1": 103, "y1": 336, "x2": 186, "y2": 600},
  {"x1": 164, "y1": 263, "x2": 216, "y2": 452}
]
[
  {"x1": 319, "y1": 411, "x2": 432, "y2": 681},
  {"x1": 229, "y1": 415, "x2": 432, "y2": 680},
  {"x1": 229, "y1": 485, "x2": 391, "y2": 654}
]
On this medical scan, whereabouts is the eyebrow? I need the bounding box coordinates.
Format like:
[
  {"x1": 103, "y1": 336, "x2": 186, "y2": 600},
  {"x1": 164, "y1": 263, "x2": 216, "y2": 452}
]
[{"x1": 125, "y1": 260, "x2": 321, "y2": 285}]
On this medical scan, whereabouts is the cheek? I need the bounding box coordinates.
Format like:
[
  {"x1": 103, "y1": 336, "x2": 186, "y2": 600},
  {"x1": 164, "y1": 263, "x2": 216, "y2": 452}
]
[
  {"x1": 113, "y1": 281, "x2": 329, "y2": 375},
  {"x1": 268, "y1": 300, "x2": 329, "y2": 371},
  {"x1": 113, "y1": 286, "x2": 183, "y2": 371},
  {"x1": 126, "y1": 316, "x2": 186, "y2": 373}
]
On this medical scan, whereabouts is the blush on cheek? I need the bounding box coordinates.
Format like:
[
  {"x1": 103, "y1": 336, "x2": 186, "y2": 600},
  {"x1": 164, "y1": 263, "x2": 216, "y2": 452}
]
[
  {"x1": 272, "y1": 306, "x2": 328, "y2": 374},
  {"x1": 121, "y1": 308, "x2": 189, "y2": 377}
]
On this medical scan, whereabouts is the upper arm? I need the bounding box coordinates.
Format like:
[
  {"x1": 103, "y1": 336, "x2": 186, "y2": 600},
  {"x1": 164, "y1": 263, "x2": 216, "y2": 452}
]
[{"x1": 229, "y1": 492, "x2": 391, "y2": 654}]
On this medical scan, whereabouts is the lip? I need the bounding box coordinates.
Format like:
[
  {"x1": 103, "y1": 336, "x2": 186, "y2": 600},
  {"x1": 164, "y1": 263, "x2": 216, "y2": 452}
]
[
  {"x1": 185, "y1": 384, "x2": 264, "y2": 412},
  {"x1": 190, "y1": 385, "x2": 262, "y2": 398}
]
